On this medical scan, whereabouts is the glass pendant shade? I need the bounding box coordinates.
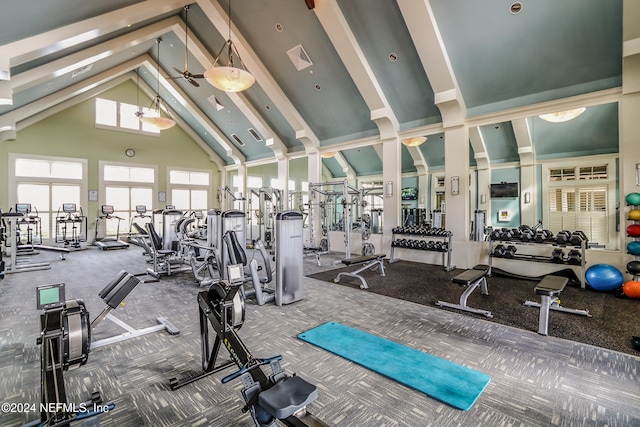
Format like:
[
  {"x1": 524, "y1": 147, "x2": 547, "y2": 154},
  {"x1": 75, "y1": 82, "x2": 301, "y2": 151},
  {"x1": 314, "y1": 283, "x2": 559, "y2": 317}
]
[
  {"x1": 204, "y1": 66, "x2": 255, "y2": 92},
  {"x1": 401, "y1": 136, "x2": 427, "y2": 147},
  {"x1": 139, "y1": 114, "x2": 176, "y2": 130}
]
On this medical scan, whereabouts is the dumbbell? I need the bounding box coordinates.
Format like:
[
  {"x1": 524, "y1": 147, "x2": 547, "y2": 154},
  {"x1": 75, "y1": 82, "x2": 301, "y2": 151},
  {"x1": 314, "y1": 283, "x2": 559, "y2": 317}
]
[
  {"x1": 426, "y1": 241, "x2": 436, "y2": 251},
  {"x1": 504, "y1": 245, "x2": 517, "y2": 258},
  {"x1": 570, "y1": 231, "x2": 588, "y2": 246},
  {"x1": 567, "y1": 249, "x2": 582, "y2": 265},
  {"x1": 417, "y1": 240, "x2": 428, "y2": 250},
  {"x1": 493, "y1": 244, "x2": 507, "y2": 257},
  {"x1": 555, "y1": 230, "x2": 572, "y2": 245},
  {"x1": 499, "y1": 228, "x2": 514, "y2": 240},
  {"x1": 535, "y1": 229, "x2": 553, "y2": 243},
  {"x1": 519, "y1": 225, "x2": 536, "y2": 242},
  {"x1": 550, "y1": 248, "x2": 565, "y2": 263},
  {"x1": 510, "y1": 228, "x2": 522, "y2": 240}
]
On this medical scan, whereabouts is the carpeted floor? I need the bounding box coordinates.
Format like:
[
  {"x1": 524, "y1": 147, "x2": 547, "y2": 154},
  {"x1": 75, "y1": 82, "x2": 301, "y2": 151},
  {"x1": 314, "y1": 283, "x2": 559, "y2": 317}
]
[{"x1": 308, "y1": 260, "x2": 640, "y2": 356}]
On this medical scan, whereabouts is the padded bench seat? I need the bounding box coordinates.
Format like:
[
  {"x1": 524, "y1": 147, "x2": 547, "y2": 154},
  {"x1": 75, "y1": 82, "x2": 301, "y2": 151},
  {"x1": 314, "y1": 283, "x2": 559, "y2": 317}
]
[
  {"x1": 534, "y1": 275, "x2": 568, "y2": 296},
  {"x1": 436, "y1": 267, "x2": 493, "y2": 318},
  {"x1": 524, "y1": 275, "x2": 591, "y2": 336},
  {"x1": 334, "y1": 254, "x2": 386, "y2": 289}
]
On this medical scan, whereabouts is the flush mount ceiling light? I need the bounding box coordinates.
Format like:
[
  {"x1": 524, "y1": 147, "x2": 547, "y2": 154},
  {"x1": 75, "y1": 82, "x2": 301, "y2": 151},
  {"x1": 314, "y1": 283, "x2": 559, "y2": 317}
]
[
  {"x1": 321, "y1": 151, "x2": 336, "y2": 158},
  {"x1": 204, "y1": 0, "x2": 255, "y2": 92},
  {"x1": 139, "y1": 39, "x2": 176, "y2": 130},
  {"x1": 510, "y1": 2, "x2": 523, "y2": 14},
  {"x1": 538, "y1": 107, "x2": 586, "y2": 123},
  {"x1": 401, "y1": 136, "x2": 427, "y2": 147}
]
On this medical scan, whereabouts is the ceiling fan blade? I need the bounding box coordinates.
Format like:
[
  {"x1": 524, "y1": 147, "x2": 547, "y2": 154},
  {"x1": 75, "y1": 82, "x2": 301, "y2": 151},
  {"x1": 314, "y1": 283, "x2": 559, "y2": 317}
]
[
  {"x1": 191, "y1": 74, "x2": 205, "y2": 79},
  {"x1": 172, "y1": 67, "x2": 183, "y2": 75},
  {"x1": 167, "y1": 76, "x2": 182, "y2": 80},
  {"x1": 188, "y1": 79, "x2": 200, "y2": 88}
]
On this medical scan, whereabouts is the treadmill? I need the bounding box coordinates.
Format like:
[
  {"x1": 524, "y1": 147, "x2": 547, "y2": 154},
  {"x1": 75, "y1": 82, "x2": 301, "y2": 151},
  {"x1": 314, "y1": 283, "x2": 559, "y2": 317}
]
[{"x1": 94, "y1": 205, "x2": 129, "y2": 250}]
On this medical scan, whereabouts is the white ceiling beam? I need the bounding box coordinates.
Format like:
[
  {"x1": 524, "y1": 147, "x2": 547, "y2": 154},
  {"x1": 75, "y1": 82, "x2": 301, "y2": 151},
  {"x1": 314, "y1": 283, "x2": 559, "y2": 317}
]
[
  {"x1": 334, "y1": 152, "x2": 356, "y2": 182},
  {"x1": 469, "y1": 127, "x2": 490, "y2": 170},
  {"x1": 0, "y1": 0, "x2": 191, "y2": 72},
  {"x1": 512, "y1": 118, "x2": 535, "y2": 166},
  {"x1": 8, "y1": 17, "x2": 182, "y2": 95},
  {"x1": 313, "y1": 0, "x2": 398, "y2": 139},
  {"x1": 397, "y1": 0, "x2": 465, "y2": 128},
  {"x1": 197, "y1": 0, "x2": 320, "y2": 152}
]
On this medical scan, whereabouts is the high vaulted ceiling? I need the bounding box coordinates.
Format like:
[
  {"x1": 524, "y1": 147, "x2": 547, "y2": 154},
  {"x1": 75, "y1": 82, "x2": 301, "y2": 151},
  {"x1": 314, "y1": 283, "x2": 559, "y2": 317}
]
[{"x1": 0, "y1": 0, "x2": 623, "y2": 174}]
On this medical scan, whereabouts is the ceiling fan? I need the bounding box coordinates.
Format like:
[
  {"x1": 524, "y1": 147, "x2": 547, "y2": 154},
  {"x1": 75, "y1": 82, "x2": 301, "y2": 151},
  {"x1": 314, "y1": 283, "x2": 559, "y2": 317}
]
[{"x1": 168, "y1": 4, "x2": 204, "y2": 87}]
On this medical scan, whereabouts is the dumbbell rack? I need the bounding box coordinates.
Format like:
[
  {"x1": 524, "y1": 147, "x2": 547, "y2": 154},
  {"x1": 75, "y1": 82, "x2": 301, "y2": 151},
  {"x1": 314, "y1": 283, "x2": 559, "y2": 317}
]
[
  {"x1": 487, "y1": 236, "x2": 587, "y2": 289},
  {"x1": 390, "y1": 228, "x2": 454, "y2": 271}
]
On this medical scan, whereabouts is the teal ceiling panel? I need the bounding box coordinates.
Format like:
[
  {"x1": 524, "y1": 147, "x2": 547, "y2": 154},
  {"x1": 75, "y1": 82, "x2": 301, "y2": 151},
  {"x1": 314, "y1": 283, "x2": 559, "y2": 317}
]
[{"x1": 480, "y1": 122, "x2": 519, "y2": 164}]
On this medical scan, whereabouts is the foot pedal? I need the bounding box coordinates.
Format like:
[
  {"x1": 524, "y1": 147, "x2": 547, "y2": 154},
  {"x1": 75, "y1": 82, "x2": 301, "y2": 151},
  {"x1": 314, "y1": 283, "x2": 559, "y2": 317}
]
[{"x1": 157, "y1": 317, "x2": 180, "y2": 335}]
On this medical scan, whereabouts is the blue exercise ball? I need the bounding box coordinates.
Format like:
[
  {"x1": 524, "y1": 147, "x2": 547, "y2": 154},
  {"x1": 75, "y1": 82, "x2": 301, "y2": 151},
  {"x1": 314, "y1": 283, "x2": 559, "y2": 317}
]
[
  {"x1": 628, "y1": 241, "x2": 640, "y2": 256},
  {"x1": 586, "y1": 264, "x2": 624, "y2": 291}
]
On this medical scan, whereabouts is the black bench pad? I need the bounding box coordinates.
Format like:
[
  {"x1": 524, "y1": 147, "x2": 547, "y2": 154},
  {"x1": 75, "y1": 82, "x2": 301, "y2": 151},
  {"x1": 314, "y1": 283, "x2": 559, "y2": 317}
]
[
  {"x1": 341, "y1": 254, "x2": 385, "y2": 266},
  {"x1": 534, "y1": 275, "x2": 568, "y2": 296},
  {"x1": 452, "y1": 268, "x2": 488, "y2": 286}
]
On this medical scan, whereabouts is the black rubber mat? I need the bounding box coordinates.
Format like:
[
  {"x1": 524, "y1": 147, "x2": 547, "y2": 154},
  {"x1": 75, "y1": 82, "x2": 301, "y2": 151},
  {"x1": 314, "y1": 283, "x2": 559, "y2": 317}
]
[{"x1": 308, "y1": 260, "x2": 640, "y2": 356}]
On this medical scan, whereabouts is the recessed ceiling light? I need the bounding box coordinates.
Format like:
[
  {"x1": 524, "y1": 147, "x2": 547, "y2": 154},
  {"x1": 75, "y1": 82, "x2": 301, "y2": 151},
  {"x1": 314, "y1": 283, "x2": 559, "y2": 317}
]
[
  {"x1": 389, "y1": 53, "x2": 398, "y2": 62},
  {"x1": 265, "y1": 105, "x2": 271, "y2": 110},
  {"x1": 315, "y1": 84, "x2": 321, "y2": 91},
  {"x1": 275, "y1": 23, "x2": 284, "y2": 32},
  {"x1": 510, "y1": 2, "x2": 522, "y2": 14}
]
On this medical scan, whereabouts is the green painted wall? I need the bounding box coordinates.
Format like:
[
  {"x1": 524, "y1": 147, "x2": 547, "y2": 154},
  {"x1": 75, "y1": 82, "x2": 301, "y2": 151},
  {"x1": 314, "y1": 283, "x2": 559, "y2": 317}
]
[{"x1": 0, "y1": 80, "x2": 220, "y2": 215}]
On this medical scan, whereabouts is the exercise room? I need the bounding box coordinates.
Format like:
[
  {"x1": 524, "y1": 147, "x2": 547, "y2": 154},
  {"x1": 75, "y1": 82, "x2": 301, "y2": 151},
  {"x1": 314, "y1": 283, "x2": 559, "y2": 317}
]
[{"x1": 1, "y1": 1, "x2": 639, "y2": 426}]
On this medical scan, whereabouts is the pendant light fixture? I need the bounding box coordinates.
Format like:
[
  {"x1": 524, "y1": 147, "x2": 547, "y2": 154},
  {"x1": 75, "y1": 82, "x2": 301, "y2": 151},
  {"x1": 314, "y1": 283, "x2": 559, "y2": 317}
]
[
  {"x1": 204, "y1": 0, "x2": 255, "y2": 92},
  {"x1": 139, "y1": 38, "x2": 176, "y2": 130},
  {"x1": 538, "y1": 107, "x2": 586, "y2": 123},
  {"x1": 401, "y1": 136, "x2": 427, "y2": 147}
]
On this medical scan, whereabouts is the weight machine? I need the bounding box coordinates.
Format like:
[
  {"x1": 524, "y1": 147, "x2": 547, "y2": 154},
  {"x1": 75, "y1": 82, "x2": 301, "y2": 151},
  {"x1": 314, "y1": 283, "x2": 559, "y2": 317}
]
[
  {"x1": 169, "y1": 264, "x2": 327, "y2": 427},
  {"x1": 55, "y1": 203, "x2": 87, "y2": 250},
  {"x1": 308, "y1": 180, "x2": 376, "y2": 260}
]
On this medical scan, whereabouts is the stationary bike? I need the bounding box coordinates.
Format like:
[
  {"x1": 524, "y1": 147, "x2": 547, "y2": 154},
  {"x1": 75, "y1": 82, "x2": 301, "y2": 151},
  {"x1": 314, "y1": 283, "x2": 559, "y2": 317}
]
[{"x1": 169, "y1": 264, "x2": 327, "y2": 427}]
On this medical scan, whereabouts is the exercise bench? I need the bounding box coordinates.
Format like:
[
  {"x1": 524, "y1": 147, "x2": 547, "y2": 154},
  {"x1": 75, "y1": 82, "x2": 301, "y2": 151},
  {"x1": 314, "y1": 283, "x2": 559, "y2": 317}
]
[
  {"x1": 436, "y1": 267, "x2": 493, "y2": 317},
  {"x1": 334, "y1": 254, "x2": 386, "y2": 289},
  {"x1": 524, "y1": 275, "x2": 591, "y2": 335}
]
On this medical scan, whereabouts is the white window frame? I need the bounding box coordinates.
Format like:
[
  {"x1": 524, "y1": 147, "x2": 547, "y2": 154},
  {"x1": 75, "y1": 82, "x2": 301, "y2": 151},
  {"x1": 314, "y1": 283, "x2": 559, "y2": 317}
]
[
  {"x1": 541, "y1": 155, "x2": 618, "y2": 250},
  {"x1": 167, "y1": 166, "x2": 211, "y2": 211},
  {"x1": 99, "y1": 160, "x2": 158, "y2": 222},
  {"x1": 9, "y1": 153, "x2": 88, "y2": 241},
  {"x1": 95, "y1": 97, "x2": 160, "y2": 136}
]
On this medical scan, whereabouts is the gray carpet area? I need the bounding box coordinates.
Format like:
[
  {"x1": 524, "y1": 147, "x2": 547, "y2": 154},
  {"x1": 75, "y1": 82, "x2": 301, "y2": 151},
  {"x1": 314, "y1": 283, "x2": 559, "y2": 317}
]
[
  {"x1": 1, "y1": 247, "x2": 640, "y2": 427},
  {"x1": 308, "y1": 259, "x2": 640, "y2": 356}
]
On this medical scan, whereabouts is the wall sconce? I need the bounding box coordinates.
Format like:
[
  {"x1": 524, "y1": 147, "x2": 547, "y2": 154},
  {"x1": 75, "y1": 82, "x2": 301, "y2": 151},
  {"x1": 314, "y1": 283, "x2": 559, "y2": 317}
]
[
  {"x1": 451, "y1": 176, "x2": 460, "y2": 195},
  {"x1": 524, "y1": 191, "x2": 531, "y2": 204},
  {"x1": 636, "y1": 163, "x2": 640, "y2": 188},
  {"x1": 480, "y1": 194, "x2": 487, "y2": 204},
  {"x1": 386, "y1": 181, "x2": 393, "y2": 197}
]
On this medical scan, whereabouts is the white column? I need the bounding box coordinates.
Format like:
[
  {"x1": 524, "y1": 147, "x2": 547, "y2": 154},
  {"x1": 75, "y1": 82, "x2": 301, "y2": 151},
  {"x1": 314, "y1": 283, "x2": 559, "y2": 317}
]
[{"x1": 444, "y1": 125, "x2": 470, "y2": 269}]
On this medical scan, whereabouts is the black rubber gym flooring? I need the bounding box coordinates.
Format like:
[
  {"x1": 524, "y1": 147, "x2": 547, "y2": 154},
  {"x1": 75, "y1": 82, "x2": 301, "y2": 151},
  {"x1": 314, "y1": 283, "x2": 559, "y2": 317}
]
[{"x1": 308, "y1": 260, "x2": 640, "y2": 356}]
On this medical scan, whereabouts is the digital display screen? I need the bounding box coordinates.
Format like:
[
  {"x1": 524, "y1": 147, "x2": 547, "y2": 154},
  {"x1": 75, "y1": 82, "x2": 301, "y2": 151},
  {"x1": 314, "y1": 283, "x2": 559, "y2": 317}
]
[
  {"x1": 101, "y1": 205, "x2": 114, "y2": 215},
  {"x1": 63, "y1": 203, "x2": 76, "y2": 213},
  {"x1": 16, "y1": 203, "x2": 31, "y2": 213},
  {"x1": 36, "y1": 283, "x2": 65, "y2": 310},
  {"x1": 228, "y1": 264, "x2": 243, "y2": 283}
]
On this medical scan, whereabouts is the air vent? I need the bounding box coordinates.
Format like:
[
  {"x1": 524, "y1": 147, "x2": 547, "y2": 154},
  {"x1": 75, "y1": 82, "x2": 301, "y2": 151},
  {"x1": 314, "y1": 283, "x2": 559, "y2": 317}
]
[
  {"x1": 208, "y1": 95, "x2": 225, "y2": 111},
  {"x1": 286, "y1": 44, "x2": 313, "y2": 71},
  {"x1": 230, "y1": 133, "x2": 245, "y2": 146},
  {"x1": 71, "y1": 64, "x2": 93, "y2": 78},
  {"x1": 248, "y1": 128, "x2": 263, "y2": 142}
]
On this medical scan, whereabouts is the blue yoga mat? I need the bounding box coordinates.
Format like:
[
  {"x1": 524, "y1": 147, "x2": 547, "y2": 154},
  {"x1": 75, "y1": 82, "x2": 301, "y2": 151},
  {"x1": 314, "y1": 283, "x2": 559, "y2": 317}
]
[{"x1": 298, "y1": 322, "x2": 490, "y2": 410}]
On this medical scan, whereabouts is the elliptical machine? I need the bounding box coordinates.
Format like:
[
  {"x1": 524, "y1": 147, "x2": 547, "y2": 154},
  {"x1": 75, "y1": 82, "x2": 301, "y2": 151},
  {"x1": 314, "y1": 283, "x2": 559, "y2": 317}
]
[{"x1": 169, "y1": 264, "x2": 327, "y2": 427}]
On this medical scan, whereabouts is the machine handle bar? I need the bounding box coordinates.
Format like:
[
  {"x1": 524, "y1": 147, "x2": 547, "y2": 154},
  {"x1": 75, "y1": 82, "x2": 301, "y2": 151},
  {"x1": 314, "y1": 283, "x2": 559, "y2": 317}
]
[{"x1": 221, "y1": 355, "x2": 282, "y2": 384}]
